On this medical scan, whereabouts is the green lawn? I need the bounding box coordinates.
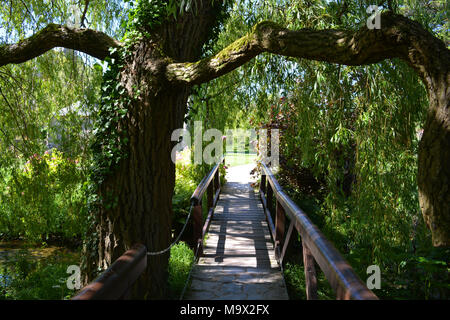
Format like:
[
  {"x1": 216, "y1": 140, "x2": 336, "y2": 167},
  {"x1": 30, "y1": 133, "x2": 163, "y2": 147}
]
[{"x1": 224, "y1": 152, "x2": 258, "y2": 167}]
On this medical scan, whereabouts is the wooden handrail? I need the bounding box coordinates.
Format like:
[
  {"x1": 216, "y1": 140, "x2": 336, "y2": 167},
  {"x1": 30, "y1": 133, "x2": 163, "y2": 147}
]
[
  {"x1": 191, "y1": 156, "x2": 224, "y2": 205},
  {"x1": 259, "y1": 162, "x2": 378, "y2": 300},
  {"x1": 72, "y1": 243, "x2": 147, "y2": 300},
  {"x1": 191, "y1": 157, "x2": 225, "y2": 255}
]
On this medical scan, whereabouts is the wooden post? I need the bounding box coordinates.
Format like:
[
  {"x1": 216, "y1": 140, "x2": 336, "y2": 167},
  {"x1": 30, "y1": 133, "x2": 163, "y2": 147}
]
[
  {"x1": 207, "y1": 182, "x2": 214, "y2": 210},
  {"x1": 275, "y1": 201, "x2": 285, "y2": 261},
  {"x1": 267, "y1": 183, "x2": 273, "y2": 216},
  {"x1": 280, "y1": 219, "x2": 295, "y2": 266},
  {"x1": 193, "y1": 203, "x2": 203, "y2": 256},
  {"x1": 214, "y1": 168, "x2": 220, "y2": 192},
  {"x1": 285, "y1": 224, "x2": 299, "y2": 264},
  {"x1": 303, "y1": 242, "x2": 318, "y2": 300},
  {"x1": 261, "y1": 173, "x2": 266, "y2": 194}
]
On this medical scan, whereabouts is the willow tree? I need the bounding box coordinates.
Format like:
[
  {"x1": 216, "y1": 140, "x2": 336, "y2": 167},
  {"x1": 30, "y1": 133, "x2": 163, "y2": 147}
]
[{"x1": 1, "y1": 0, "x2": 448, "y2": 297}]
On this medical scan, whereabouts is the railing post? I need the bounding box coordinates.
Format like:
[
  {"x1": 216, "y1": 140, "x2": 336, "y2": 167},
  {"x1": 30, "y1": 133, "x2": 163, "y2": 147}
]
[
  {"x1": 267, "y1": 182, "x2": 273, "y2": 215},
  {"x1": 192, "y1": 202, "x2": 203, "y2": 256},
  {"x1": 302, "y1": 242, "x2": 318, "y2": 300},
  {"x1": 207, "y1": 181, "x2": 214, "y2": 210},
  {"x1": 275, "y1": 200, "x2": 285, "y2": 261},
  {"x1": 214, "y1": 167, "x2": 220, "y2": 193},
  {"x1": 258, "y1": 161, "x2": 377, "y2": 300},
  {"x1": 261, "y1": 172, "x2": 266, "y2": 194}
]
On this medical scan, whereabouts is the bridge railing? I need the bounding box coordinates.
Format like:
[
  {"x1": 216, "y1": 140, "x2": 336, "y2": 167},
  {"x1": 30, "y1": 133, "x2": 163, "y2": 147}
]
[
  {"x1": 259, "y1": 162, "x2": 378, "y2": 300},
  {"x1": 191, "y1": 156, "x2": 225, "y2": 256},
  {"x1": 72, "y1": 243, "x2": 147, "y2": 300}
]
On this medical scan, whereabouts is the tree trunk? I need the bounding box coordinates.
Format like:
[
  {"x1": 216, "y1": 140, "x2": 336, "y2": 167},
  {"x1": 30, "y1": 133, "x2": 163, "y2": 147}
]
[
  {"x1": 418, "y1": 74, "x2": 450, "y2": 247},
  {"x1": 82, "y1": 2, "x2": 225, "y2": 298},
  {"x1": 84, "y1": 47, "x2": 190, "y2": 298}
]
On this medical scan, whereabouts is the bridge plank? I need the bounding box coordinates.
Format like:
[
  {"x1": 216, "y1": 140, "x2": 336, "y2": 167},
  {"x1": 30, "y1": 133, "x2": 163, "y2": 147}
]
[{"x1": 184, "y1": 166, "x2": 289, "y2": 300}]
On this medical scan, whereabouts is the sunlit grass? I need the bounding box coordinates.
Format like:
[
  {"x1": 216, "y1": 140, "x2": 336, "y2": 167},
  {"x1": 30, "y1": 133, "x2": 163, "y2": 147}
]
[
  {"x1": 225, "y1": 152, "x2": 257, "y2": 167},
  {"x1": 168, "y1": 241, "x2": 194, "y2": 299}
]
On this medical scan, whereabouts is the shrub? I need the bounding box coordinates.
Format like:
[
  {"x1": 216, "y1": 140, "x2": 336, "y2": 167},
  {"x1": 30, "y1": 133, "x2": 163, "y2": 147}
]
[{"x1": 0, "y1": 149, "x2": 87, "y2": 243}]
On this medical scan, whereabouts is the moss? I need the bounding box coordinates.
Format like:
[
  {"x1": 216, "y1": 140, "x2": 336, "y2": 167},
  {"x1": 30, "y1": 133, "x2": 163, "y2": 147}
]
[
  {"x1": 216, "y1": 34, "x2": 253, "y2": 60},
  {"x1": 166, "y1": 30, "x2": 259, "y2": 83},
  {"x1": 253, "y1": 20, "x2": 283, "y2": 36},
  {"x1": 20, "y1": 24, "x2": 61, "y2": 45},
  {"x1": 45, "y1": 23, "x2": 62, "y2": 32}
]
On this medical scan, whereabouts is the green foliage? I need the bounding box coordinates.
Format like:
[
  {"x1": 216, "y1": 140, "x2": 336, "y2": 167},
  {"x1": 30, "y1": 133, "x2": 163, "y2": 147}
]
[
  {"x1": 0, "y1": 249, "x2": 80, "y2": 300},
  {"x1": 90, "y1": 50, "x2": 130, "y2": 188},
  {"x1": 288, "y1": 59, "x2": 428, "y2": 257},
  {"x1": 0, "y1": 0, "x2": 129, "y2": 42},
  {"x1": 218, "y1": 162, "x2": 227, "y2": 186},
  {"x1": 0, "y1": 150, "x2": 87, "y2": 242},
  {"x1": 392, "y1": 248, "x2": 450, "y2": 299},
  {"x1": 0, "y1": 2, "x2": 103, "y2": 245},
  {"x1": 125, "y1": 0, "x2": 173, "y2": 33},
  {"x1": 283, "y1": 262, "x2": 334, "y2": 300},
  {"x1": 258, "y1": 57, "x2": 449, "y2": 299},
  {"x1": 168, "y1": 241, "x2": 194, "y2": 299},
  {"x1": 173, "y1": 162, "x2": 204, "y2": 225},
  {"x1": 0, "y1": 50, "x2": 101, "y2": 160}
]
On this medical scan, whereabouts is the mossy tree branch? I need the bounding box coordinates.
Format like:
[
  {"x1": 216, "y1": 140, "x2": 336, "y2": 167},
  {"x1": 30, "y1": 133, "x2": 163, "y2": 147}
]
[
  {"x1": 0, "y1": 23, "x2": 122, "y2": 66},
  {"x1": 166, "y1": 11, "x2": 448, "y2": 89}
]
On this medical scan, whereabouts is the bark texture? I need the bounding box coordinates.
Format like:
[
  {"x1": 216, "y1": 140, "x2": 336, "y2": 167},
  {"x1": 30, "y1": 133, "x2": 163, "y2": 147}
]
[
  {"x1": 84, "y1": 1, "x2": 226, "y2": 299},
  {"x1": 417, "y1": 65, "x2": 450, "y2": 246},
  {"x1": 0, "y1": 24, "x2": 121, "y2": 65}
]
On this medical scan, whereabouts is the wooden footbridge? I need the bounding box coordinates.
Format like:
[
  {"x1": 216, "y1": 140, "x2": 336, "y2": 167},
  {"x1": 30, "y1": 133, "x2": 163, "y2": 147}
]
[
  {"x1": 73, "y1": 157, "x2": 378, "y2": 300},
  {"x1": 184, "y1": 171, "x2": 287, "y2": 300}
]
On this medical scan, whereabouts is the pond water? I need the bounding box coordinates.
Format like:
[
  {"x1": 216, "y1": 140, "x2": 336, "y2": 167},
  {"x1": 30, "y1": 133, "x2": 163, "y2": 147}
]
[
  {"x1": 0, "y1": 240, "x2": 71, "y2": 263},
  {"x1": 0, "y1": 273, "x2": 11, "y2": 288},
  {"x1": 0, "y1": 240, "x2": 80, "y2": 291}
]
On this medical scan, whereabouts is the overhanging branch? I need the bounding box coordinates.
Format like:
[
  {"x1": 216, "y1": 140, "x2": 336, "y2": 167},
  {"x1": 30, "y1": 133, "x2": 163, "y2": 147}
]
[
  {"x1": 0, "y1": 24, "x2": 122, "y2": 67},
  {"x1": 166, "y1": 11, "x2": 448, "y2": 87}
]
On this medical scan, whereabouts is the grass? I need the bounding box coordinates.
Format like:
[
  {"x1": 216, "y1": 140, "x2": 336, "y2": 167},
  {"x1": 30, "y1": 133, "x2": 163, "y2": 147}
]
[
  {"x1": 283, "y1": 262, "x2": 334, "y2": 300},
  {"x1": 168, "y1": 241, "x2": 195, "y2": 299},
  {"x1": 225, "y1": 152, "x2": 258, "y2": 167}
]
